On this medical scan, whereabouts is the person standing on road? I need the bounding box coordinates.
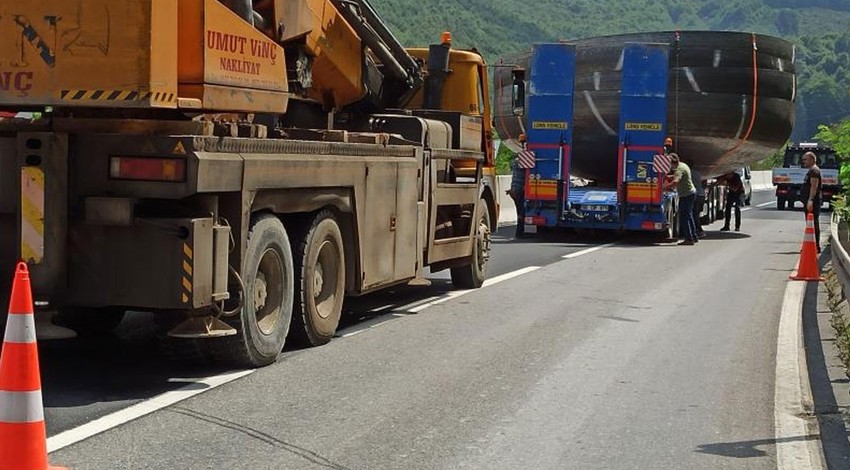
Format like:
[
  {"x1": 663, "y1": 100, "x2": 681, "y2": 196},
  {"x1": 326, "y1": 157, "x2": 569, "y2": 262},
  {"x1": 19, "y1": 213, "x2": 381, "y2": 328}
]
[
  {"x1": 663, "y1": 137, "x2": 674, "y2": 156},
  {"x1": 691, "y1": 165, "x2": 706, "y2": 238},
  {"x1": 802, "y1": 151, "x2": 822, "y2": 253},
  {"x1": 721, "y1": 171, "x2": 744, "y2": 232},
  {"x1": 507, "y1": 134, "x2": 528, "y2": 238},
  {"x1": 664, "y1": 153, "x2": 698, "y2": 245}
]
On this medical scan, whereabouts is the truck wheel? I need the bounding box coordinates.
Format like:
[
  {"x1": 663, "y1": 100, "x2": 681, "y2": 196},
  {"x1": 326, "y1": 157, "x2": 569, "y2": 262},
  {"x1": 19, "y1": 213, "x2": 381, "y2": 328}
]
[
  {"x1": 290, "y1": 210, "x2": 345, "y2": 347},
  {"x1": 54, "y1": 307, "x2": 125, "y2": 336},
  {"x1": 451, "y1": 199, "x2": 491, "y2": 289},
  {"x1": 207, "y1": 214, "x2": 293, "y2": 367},
  {"x1": 776, "y1": 196, "x2": 785, "y2": 211}
]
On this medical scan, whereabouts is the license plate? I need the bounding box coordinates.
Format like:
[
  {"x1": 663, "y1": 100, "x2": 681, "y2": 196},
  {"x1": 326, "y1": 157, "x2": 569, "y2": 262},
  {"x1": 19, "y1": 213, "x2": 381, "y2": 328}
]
[{"x1": 583, "y1": 205, "x2": 609, "y2": 212}]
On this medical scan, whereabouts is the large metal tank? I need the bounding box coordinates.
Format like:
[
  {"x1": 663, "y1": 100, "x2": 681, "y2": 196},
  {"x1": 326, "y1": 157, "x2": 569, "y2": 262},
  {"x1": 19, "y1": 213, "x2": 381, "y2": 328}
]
[{"x1": 493, "y1": 31, "x2": 796, "y2": 183}]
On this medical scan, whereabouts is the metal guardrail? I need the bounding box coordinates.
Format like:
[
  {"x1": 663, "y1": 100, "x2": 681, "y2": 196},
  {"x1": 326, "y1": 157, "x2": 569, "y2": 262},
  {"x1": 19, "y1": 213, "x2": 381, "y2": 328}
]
[{"x1": 830, "y1": 214, "x2": 850, "y2": 295}]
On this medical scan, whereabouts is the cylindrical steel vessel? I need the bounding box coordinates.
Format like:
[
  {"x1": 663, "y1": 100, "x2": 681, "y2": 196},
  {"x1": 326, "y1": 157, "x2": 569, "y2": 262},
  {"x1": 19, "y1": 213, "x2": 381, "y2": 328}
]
[{"x1": 493, "y1": 31, "x2": 796, "y2": 183}]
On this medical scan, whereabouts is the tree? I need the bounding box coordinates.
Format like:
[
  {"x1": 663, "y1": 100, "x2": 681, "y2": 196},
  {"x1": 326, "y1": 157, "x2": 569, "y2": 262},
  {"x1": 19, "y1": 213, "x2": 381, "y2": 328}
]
[{"x1": 815, "y1": 119, "x2": 850, "y2": 189}]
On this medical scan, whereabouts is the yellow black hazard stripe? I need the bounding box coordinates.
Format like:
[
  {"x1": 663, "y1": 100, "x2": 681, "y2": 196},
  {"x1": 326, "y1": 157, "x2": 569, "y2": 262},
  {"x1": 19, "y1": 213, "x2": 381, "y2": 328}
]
[
  {"x1": 60, "y1": 90, "x2": 176, "y2": 103},
  {"x1": 182, "y1": 242, "x2": 193, "y2": 305}
]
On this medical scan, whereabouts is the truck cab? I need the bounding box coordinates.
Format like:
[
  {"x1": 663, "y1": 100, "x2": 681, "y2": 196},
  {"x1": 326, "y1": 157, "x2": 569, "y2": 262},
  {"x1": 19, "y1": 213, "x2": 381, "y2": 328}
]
[{"x1": 773, "y1": 143, "x2": 840, "y2": 210}]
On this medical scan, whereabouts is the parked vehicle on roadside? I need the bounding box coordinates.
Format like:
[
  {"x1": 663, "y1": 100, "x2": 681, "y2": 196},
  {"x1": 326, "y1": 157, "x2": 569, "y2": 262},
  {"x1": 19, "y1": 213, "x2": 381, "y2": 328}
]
[{"x1": 773, "y1": 142, "x2": 840, "y2": 210}]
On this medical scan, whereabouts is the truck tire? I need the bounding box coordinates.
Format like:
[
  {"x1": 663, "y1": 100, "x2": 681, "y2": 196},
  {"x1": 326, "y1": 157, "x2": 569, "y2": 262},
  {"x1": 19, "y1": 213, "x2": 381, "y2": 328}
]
[
  {"x1": 290, "y1": 210, "x2": 345, "y2": 347},
  {"x1": 451, "y1": 199, "x2": 491, "y2": 289},
  {"x1": 54, "y1": 306, "x2": 126, "y2": 336},
  {"x1": 776, "y1": 196, "x2": 785, "y2": 211},
  {"x1": 205, "y1": 214, "x2": 293, "y2": 367}
]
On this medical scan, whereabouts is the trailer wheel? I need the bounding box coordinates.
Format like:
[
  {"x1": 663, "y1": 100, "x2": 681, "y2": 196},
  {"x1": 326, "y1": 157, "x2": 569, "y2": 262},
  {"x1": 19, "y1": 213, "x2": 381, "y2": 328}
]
[
  {"x1": 206, "y1": 214, "x2": 293, "y2": 367},
  {"x1": 290, "y1": 210, "x2": 345, "y2": 347},
  {"x1": 451, "y1": 199, "x2": 491, "y2": 289}
]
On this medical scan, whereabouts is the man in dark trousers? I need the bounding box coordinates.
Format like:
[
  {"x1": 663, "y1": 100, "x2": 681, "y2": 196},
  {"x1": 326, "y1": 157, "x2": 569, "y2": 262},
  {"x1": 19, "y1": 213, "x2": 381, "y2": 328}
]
[
  {"x1": 802, "y1": 151, "x2": 822, "y2": 252},
  {"x1": 721, "y1": 171, "x2": 745, "y2": 232},
  {"x1": 664, "y1": 153, "x2": 698, "y2": 245}
]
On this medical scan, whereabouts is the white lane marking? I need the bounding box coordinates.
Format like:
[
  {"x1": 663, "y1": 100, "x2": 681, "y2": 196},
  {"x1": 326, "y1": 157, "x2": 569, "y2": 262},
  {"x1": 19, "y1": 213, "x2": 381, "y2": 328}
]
[
  {"x1": 409, "y1": 266, "x2": 541, "y2": 313},
  {"x1": 483, "y1": 266, "x2": 541, "y2": 287},
  {"x1": 757, "y1": 200, "x2": 776, "y2": 208},
  {"x1": 562, "y1": 242, "x2": 616, "y2": 259},
  {"x1": 340, "y1": 266, "x2": 542, "y2": 338},
  {"x1": 392, "y1": 295, "x2": 443, "y2": 313},
  {"x1": 47, "y1": 370, "x2": 254, "y2": 453},
  {"x1": 368, "y1": 303, "x2": 398, "y2": 313},
  {"x1": 774, "y1": 279, "x2": 823, "y2": 470}
]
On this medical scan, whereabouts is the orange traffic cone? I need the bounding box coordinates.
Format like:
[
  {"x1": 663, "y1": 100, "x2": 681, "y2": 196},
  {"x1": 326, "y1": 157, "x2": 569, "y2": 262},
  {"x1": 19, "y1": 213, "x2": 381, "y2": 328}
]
[
  {"x1": 789, "y1": 213, "x2": 824, "y2": 282},
  {"x1": 0, "y1": 262, "x2": 66, "y2": 470}
]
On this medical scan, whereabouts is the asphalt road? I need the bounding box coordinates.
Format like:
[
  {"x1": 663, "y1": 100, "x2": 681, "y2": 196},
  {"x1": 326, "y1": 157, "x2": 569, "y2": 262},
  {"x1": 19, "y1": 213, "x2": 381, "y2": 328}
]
[{"x1": 33, "y1": 189, "x2": 827, "y2": 468}]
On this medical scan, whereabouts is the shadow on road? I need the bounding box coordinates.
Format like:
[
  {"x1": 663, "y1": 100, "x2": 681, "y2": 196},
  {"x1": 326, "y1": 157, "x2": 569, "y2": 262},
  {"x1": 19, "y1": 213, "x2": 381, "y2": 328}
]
[{"x1": 695, "y1": 434, "x2": 818, "y2": 458}]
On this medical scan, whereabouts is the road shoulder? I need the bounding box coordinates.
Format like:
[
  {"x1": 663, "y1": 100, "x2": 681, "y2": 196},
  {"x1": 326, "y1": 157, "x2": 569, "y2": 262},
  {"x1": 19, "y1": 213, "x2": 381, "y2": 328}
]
[{"x1": 806, "y1": 253, "x2": 850, "y2": 468}]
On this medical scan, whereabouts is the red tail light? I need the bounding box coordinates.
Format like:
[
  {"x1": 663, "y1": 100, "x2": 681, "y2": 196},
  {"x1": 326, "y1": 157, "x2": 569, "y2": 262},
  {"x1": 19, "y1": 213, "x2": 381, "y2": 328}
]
[{"x1": 109, "y1": 157, "x2": 187, "y2": 182}]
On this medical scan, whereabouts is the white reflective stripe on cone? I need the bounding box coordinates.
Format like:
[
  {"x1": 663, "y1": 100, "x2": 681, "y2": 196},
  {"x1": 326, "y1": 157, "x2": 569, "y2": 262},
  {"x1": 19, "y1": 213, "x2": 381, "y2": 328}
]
[
  {"x1": 804, "y1": 233, "x2": 816, "y2": 242},
  {"x1": 0, "y1": 390, "x2": 45, "y2": 423},
  {"x1": 3, "y1": 313, "x2": 37, "y2": 344}
]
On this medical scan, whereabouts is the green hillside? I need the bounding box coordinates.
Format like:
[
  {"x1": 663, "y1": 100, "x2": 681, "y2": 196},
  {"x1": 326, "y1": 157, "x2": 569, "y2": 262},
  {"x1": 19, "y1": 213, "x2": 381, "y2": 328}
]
[
  {"x1": 372, "y1": 0, "x2": 850, "y2": 139},
  {"x1": 372, "y1": 0, "x2": 850, "y2": 59}
]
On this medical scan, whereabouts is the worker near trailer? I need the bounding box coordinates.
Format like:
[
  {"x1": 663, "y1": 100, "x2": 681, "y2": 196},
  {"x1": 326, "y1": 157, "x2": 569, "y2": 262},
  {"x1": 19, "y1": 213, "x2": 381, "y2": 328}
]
[
  {"x1": 664, "y1": 153, "x2": 699, "y2": 245},
  {"x1": 691, "y1": 165, "x2": 706, "y2": 238},
  {"x1": 802, "y1": 150, "x2": 823, "y2": 252},
  {"x1": 663, "y1": 137, "x2": 674, "y2": 156},
  {"x1": 507, "y1": 133, "x2": 528, "y2": 238},
  {"x1": 720, "y1": 171, "x2": 745, "y2": 232}
]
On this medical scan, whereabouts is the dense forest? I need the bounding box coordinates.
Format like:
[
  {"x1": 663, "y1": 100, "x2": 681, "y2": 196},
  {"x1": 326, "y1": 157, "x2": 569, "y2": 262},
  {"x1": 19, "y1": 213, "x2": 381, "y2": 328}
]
[{"x1": 372, "y1": 0, "x2": 850, "y2": 141}]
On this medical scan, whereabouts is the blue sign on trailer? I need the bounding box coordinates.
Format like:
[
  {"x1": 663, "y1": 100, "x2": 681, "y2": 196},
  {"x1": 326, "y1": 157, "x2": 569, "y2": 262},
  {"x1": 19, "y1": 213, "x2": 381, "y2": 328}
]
[{"x1": 523, "y1": 41, "x2": 675, "y2": 235}]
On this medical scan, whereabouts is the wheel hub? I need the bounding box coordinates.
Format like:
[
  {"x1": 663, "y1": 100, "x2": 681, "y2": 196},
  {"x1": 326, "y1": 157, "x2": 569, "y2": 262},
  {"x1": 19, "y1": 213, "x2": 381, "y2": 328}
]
[
  {"x1": 476, "y1": 220, "x2": 491, "y2": 269},
  {"x1": 314, "y1": 263, "x2": 324, "y2": 298},
  {"x1": 254, "y1": 272, "x2": 268, "y2": 311}
]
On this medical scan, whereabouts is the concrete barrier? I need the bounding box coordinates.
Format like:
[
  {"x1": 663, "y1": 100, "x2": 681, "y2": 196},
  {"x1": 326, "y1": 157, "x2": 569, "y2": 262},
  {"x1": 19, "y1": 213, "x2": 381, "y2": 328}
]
[
  {"x1": 496, "y1": 175, "x2": 517, "y2": 226},
  {"x1": 751, "y1": 170, "x2": 773, "y2": 191}
]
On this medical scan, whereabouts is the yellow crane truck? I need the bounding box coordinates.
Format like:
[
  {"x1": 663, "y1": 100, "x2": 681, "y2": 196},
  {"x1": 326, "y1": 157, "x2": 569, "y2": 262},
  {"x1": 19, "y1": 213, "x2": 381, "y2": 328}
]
[{"x1": 0, "y1": 0, "x2": 498, "y2": 367}]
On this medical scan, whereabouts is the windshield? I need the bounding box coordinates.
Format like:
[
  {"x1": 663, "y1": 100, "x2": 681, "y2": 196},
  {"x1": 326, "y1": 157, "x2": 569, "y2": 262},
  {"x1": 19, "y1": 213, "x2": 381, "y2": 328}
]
[{"x1": 784, "y1": 149, "x2": 839, "y2": 169}]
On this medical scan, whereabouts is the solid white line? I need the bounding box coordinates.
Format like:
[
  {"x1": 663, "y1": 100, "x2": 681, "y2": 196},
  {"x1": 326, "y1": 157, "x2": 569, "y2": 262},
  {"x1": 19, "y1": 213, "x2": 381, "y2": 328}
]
[
  {"x1": 774, "y1": 280, "x2": 823, "y2": 470},
  {"x1": 482, "y1": 266, "x2": 541, "y2": 287},
  {"x1": 562, "y1": 242, "x2": 616, "y2": 259},
  {"x1": 392, "y1": 295, "x2": 443, "y2": 314},
  {"x1": 339, "y1": 315, "x2": 400, "y2": 338},
  {"x1": 756, "y1": 200, "x2": 776, "y2": 208},
  {"x1": 47, "y1": 369, "x2": 254, "y2": 453},
  {"x1": 408, "y1": 266, "x2": 541, "y2": 313},
  {"x1": 341, "y1": 266, "x2": 542, "y2": 337}
]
